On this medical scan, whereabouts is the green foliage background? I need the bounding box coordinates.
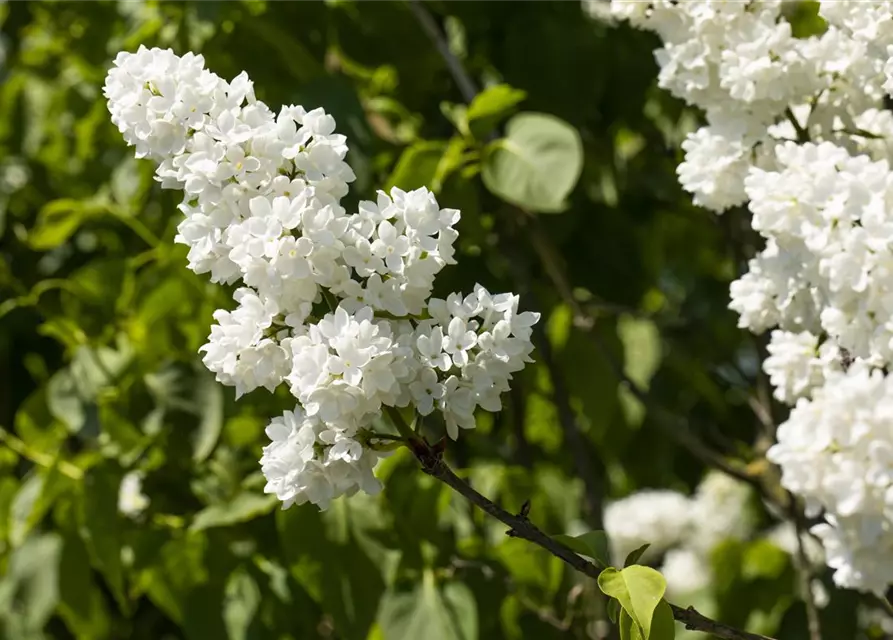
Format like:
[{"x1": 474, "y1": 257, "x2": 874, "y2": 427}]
[{"x1": 0, "y1": 2, "x2": 866, "y2": 639}]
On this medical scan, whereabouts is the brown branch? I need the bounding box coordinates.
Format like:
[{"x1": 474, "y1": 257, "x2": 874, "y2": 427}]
[
  {"x1": 406, "y1": 0, "x2": 478, "y2": 103},
  {"x1": 405, "y1": 435, "x2": 775, "y2": 640}
]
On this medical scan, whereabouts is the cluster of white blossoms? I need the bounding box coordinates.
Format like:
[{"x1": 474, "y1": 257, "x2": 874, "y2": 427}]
[
  {"x1": 105, "y1": 46, "x2": 539, "y2": 509},
  {"x1": 117, "y1": 471, "x2": 149, "y2": 518},
  {"x1": 611, "y1": 0, "x2": 893, "y2": 594},
  {"x1": 605, "y1": 473, "x2": 830, "y2": 616},
  {"x1": 604, "y1": 472, "x2": 755, "y2": 600}
]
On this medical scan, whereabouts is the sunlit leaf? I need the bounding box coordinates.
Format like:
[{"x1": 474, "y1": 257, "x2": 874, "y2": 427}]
[{"x1": 482, "y1": 112, "x2": 583, "y2": 213}]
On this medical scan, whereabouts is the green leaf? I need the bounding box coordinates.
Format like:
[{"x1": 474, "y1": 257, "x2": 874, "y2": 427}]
[
  {"x1": 624, "y1": 543, "x2": 651, "y2": 568},
  {"x1": 193, "y1": 372, "x2": 224, "y2": 463},
  {"x1": 385, "y1": 140, "x2": 448, "y2": 192},
  {"x1": 378, "y1": 571, "x2": 477, "y2": 640},
  {"x1": 553, "y1": 530, "x2": 610, "y2": 567},
  {"x1": 79, "y1": 463, "x2": 128, "y2": 611},
  {"x1": 440, "y1": 102, "x2": 469, "y2": 137},
  {"x1": 0, "y1": 476, "x2": 18, "y2": 544},
  {"x1": 14, "y1": 387, "x2": 68, "y2": 454},
  {"x1": 138, "y1": 534, "x2": 209, "y2": 624},
  {"x1": 9, "y1": 472, "x2": 44, "y2": 548},
  {"x1": 618, "y1": 316, "x2": 661, "y2": 428},
  {"x1": 466, "y1": 84, "x2": 527, "y2": 139},
  {"x1": 9, "y1": 466, "x2": 67, "y2": 548},
  {"x1": 607, "y1": 597, "x2": 620, "y2": 624},
  {"x1": 496, "y1": 536, "x2": 563, "y2": 600},
  {"x1": 0, "y1": 532, "x2": 63, "y2": 633},
  {"x1": 223, "y1": 567, "x2": 261, "y2": 640},
  {"x1": 649, "y1": 600, "x2": 676, "y2": 640},
  {"x1": 742, "y1": 539, "x2": 790, "y2": 581},
  {"x1": 28, "y1": 199, "x2": 97, "y2": 250},
  {"x1": 598, "y1": 565, "x2": 667, "y2": 638},
  {"x1": 481, "y1": 112, "x2": 583, "y2": 213},
  {"x1": 190, "y1": 492, "x2": 278, "y2": 532},
  {"x1": 619, "y1": 609, "x2": 641, "y2": 640},
  {"x1": 58, "y1": 532, "x2": 111, "y2": 639},
  {"x1": 619, "y1": 316, "x2": 662, "y2": 389},
  {"x1": 46, "y1": 368, "x2": 87, "y2": 433},
  {"x1": 278, "y1": 501, "x2": 384, "y2": 638}
]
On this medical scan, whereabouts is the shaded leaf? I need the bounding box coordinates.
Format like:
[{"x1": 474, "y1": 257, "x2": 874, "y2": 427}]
[
  {"x1": 385, "y1": 140, "x2": 449, "y2": 192},
  {"x1": 553, "y1": 530, "x2": 610, "y2": 567},
  {"x1": 190, "y1": 492, "x2": 277, "y2": 532},
  {"x1": 79, "y1": 463, "x2": 128, "y2": 611},
  {"x1": 624, "y1": 543, "x2": 651, "y2": 568},
  {"x1": 223, "y1": 567, "x2": 261, "y2": 640},
  {"x1": 650, "y1": 599, "x2": 676, "y2": 640},
  {"x1": 193, "y1": 372, "x2": 224, "y2": 463},
  {"x1": 379, "y1": 571, "x2": 477, "y2": 640},
  {"x1": 58, "y1": 531, "x2": 111, "y2": 639},
  {"x1": 0, "y1": 532, "x2": 62, "y2": 633}
]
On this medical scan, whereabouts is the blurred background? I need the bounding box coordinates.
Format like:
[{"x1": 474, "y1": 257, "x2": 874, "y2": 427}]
[{"x1": 0, "y1": 2, "x2": 866, "y2": 639}]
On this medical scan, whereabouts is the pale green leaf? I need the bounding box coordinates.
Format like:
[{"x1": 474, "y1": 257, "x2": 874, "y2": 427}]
[
  {"x1": 466, "y1": 84, "x2": 527, "y2": 139},
  {"x1": 598, "y1": 565, "x2": 667, "y2": 638},
  {"x1": 481, "y1": 112, "x2": 583, "y2": 213}
]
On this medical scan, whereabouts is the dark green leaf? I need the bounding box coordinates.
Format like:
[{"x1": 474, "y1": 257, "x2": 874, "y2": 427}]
[
  {"x1": 553, "y1": 530, "x2": 610, "y2": 567},
  {"x1": 379, "y1": 571, "x2": 477, "y2": 640},
  {"x1": 649, "y1": 600, "x2": 676, "y2": 640},
  {"x1": 385, "y1": 140, "x2": 449, "y2": 192},
  {"x1": 79, "y1": 464, "x2": 128, "y2": 611},
  {"x1": 58, "y1": 531, "x2": 111, "y2": 638},
  {"x1": 624, "y1": 543, "x2": 651, "y2": 568}
]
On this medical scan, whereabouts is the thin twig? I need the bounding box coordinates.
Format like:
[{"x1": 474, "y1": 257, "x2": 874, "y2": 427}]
[
  {"x1": 403, "y1": 434, "x2": 775, "y2": 640},
  {"x1": 406, "y1": 0, "x2": 478, "y2": 103}
]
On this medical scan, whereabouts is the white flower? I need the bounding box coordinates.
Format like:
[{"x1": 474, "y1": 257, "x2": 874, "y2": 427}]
[
  {"x1": 106, "y1": 48, "x2": 540, "y2": 512},
  {"x1": 603, "y1": 490, "x2": 693, "y2": 564},
  {"x1": 688, "y1": 471, "x2": 755, "y2": 554},
  {"x1": 660, "y1": 549, "x2": 711, "y2": 599},
  {"x1": 118, "y1": 471, "x2": 149, "y2": 517},
  {"x1": 614, "y1": 0, "x2": 893, "y2": 596}
]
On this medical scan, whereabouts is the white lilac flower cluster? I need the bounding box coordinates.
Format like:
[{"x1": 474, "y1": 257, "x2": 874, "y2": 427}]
[
  {"x1": 604, "y1": 472, "x2": 756, "y2": 600},
  {"x1": 611, "y1": 0, "x2": 893, "y2": 594},
  {"x1": 604, "y1": 473, "x2": 829, "y2": 616},
  {"x1": 105, "y1": 46, "x2": 539, "y2": 510}
]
